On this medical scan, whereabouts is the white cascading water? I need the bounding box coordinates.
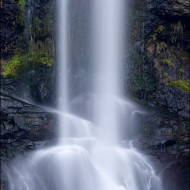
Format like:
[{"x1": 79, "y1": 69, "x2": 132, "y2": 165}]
[{"x1": 3, "y1": 0, "x2": 163, "y2": 190}]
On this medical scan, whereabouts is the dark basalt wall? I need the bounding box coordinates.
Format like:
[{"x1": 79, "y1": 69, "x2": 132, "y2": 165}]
[
  {"x1": 0, "y1": 0, "x2": 56, "y2": 105},
  {"x1": 0, "y1": 92, "x2": 57, "y2": 160},
  {"x1": 0, "y1": 93, "x2": 57, "y2": 190},
  {"x1": 0, "y1": 0, "x2": 23, "y2": 59},
  {"x1": 129, "y1": 0, "x2": 190, "y2": 189},
  {"x1": 130, "y1": 0, "x2": 190, "y2": 118}
]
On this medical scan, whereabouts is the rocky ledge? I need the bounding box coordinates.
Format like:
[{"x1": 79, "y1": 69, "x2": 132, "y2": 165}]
[
  {"x1": 0, "y1": 92, "x2": 57, "y2": 160},
  {"x1": 134, "y1": 111, "x2": 190, "y2": 190}
]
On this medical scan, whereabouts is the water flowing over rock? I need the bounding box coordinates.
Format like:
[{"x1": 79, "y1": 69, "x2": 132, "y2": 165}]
[
  {"x1": 2, "y1": 0, "x2": 163, "y2": 190},
  {"x1": 1, "y1": 0, "x2": 189, "y2": 190}
]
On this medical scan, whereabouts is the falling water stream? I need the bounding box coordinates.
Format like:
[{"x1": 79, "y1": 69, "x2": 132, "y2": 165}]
[{"x1": 4, "y1": 0, "x2": 163, "y2": 190}]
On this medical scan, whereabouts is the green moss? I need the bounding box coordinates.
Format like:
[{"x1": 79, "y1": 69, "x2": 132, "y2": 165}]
[
  {"x1": 148, "y1": 25, "x2": 165, "y2": 44},
  {"x1": 156, "y1": 41, "x2": 167, "y2": 53},
  {"x1": 163, "y1": 71, "x2": 169, "y2": 78},
  {"x1": 155, "y1": 25, "x2": 165, "y2": 33},
  {"x1": 33, "y1": 52, "x2": 54, "y2": 67},
  {"x1": 2, "y1": 51, "x2": 54, "y2": 78},
  {"x1": 151, "y1": 34, "x2": 157, "y2": 41},
  {"x1": 39, "y1": 55, "x2": 53, "y2": 66},
  {"x1": 2, "y1": 56, "x2": 22, "y2": 78},
  {"x1": 18, "y1": 0, "x2": 26, "y2": 10},
  {"x1": 32, "y1": 14, "x2": 53, "y2": 39},
  {"x1": 178, "y1": 68, "x2": 185, "y2": 74},
  {"x1": 161, "y1": 58, "x2": 174, "y2": 67},
  {"x1": 32, "y1": 38, "x2": 54, "y2": 58},
  {"x1": 18, "y1": 0, "x2": 26, "y2": 25},
  {"x1": 169, "y1": 80, "x2": 190, "y2": 92}
]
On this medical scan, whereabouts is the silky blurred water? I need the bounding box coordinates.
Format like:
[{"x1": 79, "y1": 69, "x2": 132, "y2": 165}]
[{"x1": 4, "y1": 0, "x2": 163, "y2": 190}]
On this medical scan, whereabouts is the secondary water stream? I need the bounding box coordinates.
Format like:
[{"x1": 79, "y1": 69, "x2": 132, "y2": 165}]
[{"x1": 4, "y1": 0, "x2": 163, "y2": 189}]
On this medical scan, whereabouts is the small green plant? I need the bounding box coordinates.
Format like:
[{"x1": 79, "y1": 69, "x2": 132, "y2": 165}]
[
  {"x1": 169, "y1": 80, "x2": 190, "y2": 92},
  {"x1": 148, "y1": 25, "x2": 165, "y2": 45},
  {"x1": 155, "y1": 25, "x2": 165, "y2": 33},
  {"x1": 163, "y1": 71, "x2": 169, "y2": 78},
  {"x1": 156, "y1": 41, "x2": 167, "y2": 54},
  {"x1": 35, "y1": 52, "x2": 54, "y2": 67},
  {"x1": 151, "y1": 34, "x2": 157, "y2": 41},
  {"x1": 32, "y1": 14, "x2": 53, "y2": 39},
  {"x1": 161, "y1": 58, "x2": 174, "y2": 67}
]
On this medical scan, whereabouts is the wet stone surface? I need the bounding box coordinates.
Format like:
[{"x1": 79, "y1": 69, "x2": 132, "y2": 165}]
[{"x1": 0, "y1": 92, "x2": 57, "y2": 160}]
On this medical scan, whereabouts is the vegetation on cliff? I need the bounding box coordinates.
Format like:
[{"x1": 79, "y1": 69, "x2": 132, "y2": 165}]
[
  {"x1": 169, "y1": 79, "x2": 190, "y2": 92},
  {"x1": 18, "y1": 0, "x2": 26, "y2": 25},
  {"x1": 128, "y1": 0, "x2": 190, "y2": 120},
  {"x1": 1, "y1": 0, "x2": 55, "y2": 79},
  {"x1": 2, "y1": 51, "x2": 53, "y2": 78},
  {"x1": 0, "y1": 0, "x2": 189, "y2": 189}
]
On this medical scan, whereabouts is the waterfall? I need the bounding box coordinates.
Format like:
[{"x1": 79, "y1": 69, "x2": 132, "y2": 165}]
[
  {"x1": 92, "y1": 0, "x2": 124, "y2": 143},
  {"x1": 3, "y1": 0, "x2": 163, "y2": 190},
  {"x1": 57, "y1": 0, "x2": 70, "y2": 141}
]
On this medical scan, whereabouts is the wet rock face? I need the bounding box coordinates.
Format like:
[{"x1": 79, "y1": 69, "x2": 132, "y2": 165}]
[
  {"x1": 0, "y1": 0, "x2": 54, "y2": 59},
  {"x1": 0, "y1": 93, "x2": 57, "y2": 160},
  {"x1": 139, "y1": 0, "x2": 190, "y2": 119},
  {"x1": 147, "y1": 0, "x2": 190, "y2": 17},
  {"x1": 150, "y1": 84, "x2": 190, "y2": 119},
  {"x1": 0, "y1": 0, "x2": 22, "y2": 59},
  {"x1": 145, "y1": 0, "x2": 190, "y2": 50},
  {"x1": 130, "y1": 0, "x2": 190, "y2": 187},
  {"x1": 1, "y1": 67, "x2": 56, "y2": 106},
  {"x1": 139, "y1": 113, "x2": 189, "y2": 152},
  {"x1": 29, "y1": 67, "x2": 56, "y2": 105},
  {"x1": 135, "y1": 112, "x2": 190, "y2": 190},
  {"x1": 1, "y1": 0, "x2": 55, "y2": 105},
  {"x1": 161, "y1": 156, "x2": 190, "y2": 190}
]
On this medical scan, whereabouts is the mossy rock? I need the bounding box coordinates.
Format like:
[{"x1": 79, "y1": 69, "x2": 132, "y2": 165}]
[
  {"x1": 17, "y1": 0, "x2": 26, "y2": 26},
  {"x1": 168, "y1": 80, "x2": 190, "y2": 92},
  {"x1": 2, "y1": 51, "x2": 54, "y2": 78}
]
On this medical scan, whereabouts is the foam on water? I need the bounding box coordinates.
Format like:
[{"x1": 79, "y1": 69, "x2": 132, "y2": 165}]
[{"x1": 4, "y1": 142, "x2": 162, "y2": 190}]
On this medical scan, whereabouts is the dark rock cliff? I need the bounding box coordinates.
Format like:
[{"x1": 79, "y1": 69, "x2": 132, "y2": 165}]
[
  {"x1": 144, "y1": 0, "x2": 190, "y2": 119},
  {"x1": 0, "y1": 0, "x2": 56, "y2": 105},
  {"x1": 0, "y1": 0, "x2": 23, "y2": 59},
  {"x1": 130, "y1": 0, "x2": 190, "y2": 118},
  {"x1": 129, "y1": 0, "x2": 190, "y2": 189},
  {"x1": 0, "y1": 92, "x2": 56, "y2": 160},
  {"x1": 0, "y1": 92, "x2": 57, "y2": 190}
]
